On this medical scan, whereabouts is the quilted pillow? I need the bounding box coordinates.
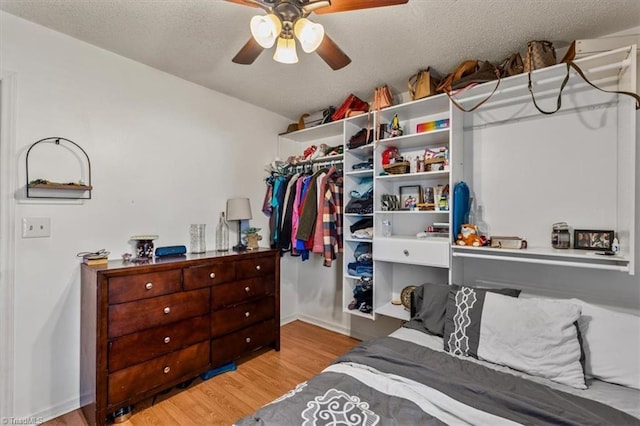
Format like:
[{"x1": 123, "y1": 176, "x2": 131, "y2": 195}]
[
  {"x1": 411, "y1": 283, "x2": 520, "y2": 337},
  {"x1": 444, "y1": 286, "x2": 586, "y2": 389}
]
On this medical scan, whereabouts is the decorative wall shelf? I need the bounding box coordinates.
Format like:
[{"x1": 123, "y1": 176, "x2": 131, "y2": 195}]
[{"x1": 25, "y1": 137, "x2": 92, "y2": 199}]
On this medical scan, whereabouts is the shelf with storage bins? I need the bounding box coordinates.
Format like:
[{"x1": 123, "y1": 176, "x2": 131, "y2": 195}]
[{"x1": 372, "y1": 93, "x2": 453, "y2": 321}]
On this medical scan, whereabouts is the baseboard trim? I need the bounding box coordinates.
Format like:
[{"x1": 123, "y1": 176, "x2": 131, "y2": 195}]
[{"x1": 30, "y1": 397, "x2": 80, "y2": 423}]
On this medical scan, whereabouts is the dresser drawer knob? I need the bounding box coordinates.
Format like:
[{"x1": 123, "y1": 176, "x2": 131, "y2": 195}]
[
  {"x1": 244, "y1": 286, "x2": 250, "y2": 293},
  {"x1": 163, "y1": 366, "x2": 170, "y2": 374},
  {"x1": 403, "y1": 249, "x2": 410, "y2": 256},
  {"x1": 164, "y1": 336, "x2": 171, "y2": 344},
  {"x1": 245, "y1": 311, "x2": 250, "y2": 318},
  {"x1": 145, "y1": 282, "x2": 153, "y2": 290},
  {"x1": 209, "y1": 272, "x2": 216, "y2": 279},
  {"x1": 163, "y1": 306, "x2": 171, "y2": 314},
  {"x1": 255, "y1": 265, "x2": 261, "y2": 271},
  {"x1": 245, "y1": 337, "x2": 251, "y2": 343}
]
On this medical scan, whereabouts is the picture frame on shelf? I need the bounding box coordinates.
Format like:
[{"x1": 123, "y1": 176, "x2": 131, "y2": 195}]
[
  {"x1": 399, "y1": 185, "x2": 422, "y2": 210},
  {"x1": 574, "y1": 229, "x2": 614, "y2": 250}
]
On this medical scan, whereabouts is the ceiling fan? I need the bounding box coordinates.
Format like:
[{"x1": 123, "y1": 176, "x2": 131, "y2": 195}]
[{"x1": 227, "y1": 0, "x2": 409, "y2": 70}]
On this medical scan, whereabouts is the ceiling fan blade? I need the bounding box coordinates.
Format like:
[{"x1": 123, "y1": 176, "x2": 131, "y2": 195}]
[
  {"x1": 316, "y1": 34, "x2": 351, "y2": 70},
  {"x1": 225, "y1": 0, "x2": 271, "y2": 11},
  {"x1": 232, "y1": 37, "x2": 264, "y2": 65},
  {"x1": 313, "y1": 0, "x2": 408, "y2": 14}
]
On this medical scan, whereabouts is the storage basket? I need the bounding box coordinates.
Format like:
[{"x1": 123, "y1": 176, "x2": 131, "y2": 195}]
[{"x1": 383, "y1": 161, "x2": 410, "y2": 174}]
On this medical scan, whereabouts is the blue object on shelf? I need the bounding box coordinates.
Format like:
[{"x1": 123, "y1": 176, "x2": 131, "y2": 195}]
[
  {"x1": 452, "y1": 181, "x2": 470, "y2": 241},
  {"x1": 155, "y1": 245, "x2": 187, "y2": 257},
  {"x1": 200, "y1": 361, "x2": 237, "y2": 380}
]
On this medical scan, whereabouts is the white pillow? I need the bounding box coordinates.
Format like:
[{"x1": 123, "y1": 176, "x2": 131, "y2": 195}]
[
  {"x1": 569, "y1": 299, "x2": 640, "y2": 390},
  {"x1": 443, "y1": 286, "x2": 586, "y2": 389}
]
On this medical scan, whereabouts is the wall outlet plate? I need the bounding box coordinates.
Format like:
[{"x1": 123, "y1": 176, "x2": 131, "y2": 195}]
[{"x1": 22, "y1": 217, "x2": 51, "y2": 238}]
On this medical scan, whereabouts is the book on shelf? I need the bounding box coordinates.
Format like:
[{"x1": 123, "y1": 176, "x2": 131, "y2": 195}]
[{"x1": 83, "y1": 257, "x2": 108, "y2": 266}]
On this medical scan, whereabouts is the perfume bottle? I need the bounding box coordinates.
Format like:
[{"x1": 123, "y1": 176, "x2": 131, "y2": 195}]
[{"x1": 215, "y1": 212, "x2": 229, "y2": 252}]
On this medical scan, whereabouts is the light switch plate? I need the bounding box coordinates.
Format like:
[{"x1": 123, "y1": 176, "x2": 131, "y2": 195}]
[{"x1": 22, "y1": 217, "x2": 51, "y2": 238}]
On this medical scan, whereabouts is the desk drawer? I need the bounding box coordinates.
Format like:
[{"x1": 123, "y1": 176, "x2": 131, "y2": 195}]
[
  {"x1": 109, "y1": 314, "x2": 210, "y2": 372},
  {"x1": 211, "y1": 298, "x2": 274, "y2": 337},
  {"x1": 374, "y1": 238, "x2": 450, "y2": 268},
  {"x1": 108, "y1": 288, "x2": 210, "y2": 338},
  {"x1": 211, "y1": 319, "x2": 275, "y2": 366},
  {"x1": 235, "y1": 256, "x2": 275, "y2": 280},
  {"x1": 108, "y1": 341, "x2": 209, "y2": 406},
  {"x1": 109, "y1": 270, "x2": 182, "y2": 304},
  {"x1": 212, "y1": 277, "x2": 274, "y2": 308},
  {"x1": 183, "y1": 262, "x2": 235, "y2": 290}
]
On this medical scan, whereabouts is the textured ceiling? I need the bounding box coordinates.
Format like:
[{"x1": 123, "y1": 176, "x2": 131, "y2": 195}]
[{"x1": 1, "y1": 0, "x2": 639, "y2": 120}]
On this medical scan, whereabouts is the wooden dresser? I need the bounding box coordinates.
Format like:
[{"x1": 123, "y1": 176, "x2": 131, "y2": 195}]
[{"x1": 80, "y1": 249, "x2": 280, "y2": 426}]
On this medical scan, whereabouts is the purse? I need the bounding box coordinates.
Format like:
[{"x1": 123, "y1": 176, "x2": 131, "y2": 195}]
[
  {"x1": 332, "y1": 94, "x2": 368, "y2": 121},
  {"x1": 438, "y1": 60, "x2": 502, "y2": 112},
  {"x1": 499, "y1": 52, "x2": 524, "y2": 77},
  {"x1": 408, "y1": 68, "x2": 438, "y2": 100},
  {"x1": 373, "y1": 85, "x2": 393, "y2": 110},
  {"x1": 524, "y1": 40, "x2": 556, "y2": 72}
]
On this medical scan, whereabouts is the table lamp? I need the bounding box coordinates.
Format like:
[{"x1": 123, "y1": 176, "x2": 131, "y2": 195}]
[{"x1": 226, "y1": 197, "x2": 253, "y2": 252}]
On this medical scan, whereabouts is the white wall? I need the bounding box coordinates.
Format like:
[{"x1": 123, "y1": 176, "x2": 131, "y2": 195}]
[{"x1": 0, "y1": 11, "x2": 288, "y2": 421}]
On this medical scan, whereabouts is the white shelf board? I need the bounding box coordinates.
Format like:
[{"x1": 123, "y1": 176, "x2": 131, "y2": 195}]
[
  {"x1": 376, "y1": 302, "x2": 410, "y2": 321},
  {"x1": 452, "y1": 245, "x2": 630, "y2": 272},
  {"x1": 344, "y1": 238, "x2": 373, "y2": 243},
  {"x1": 346, "y1": 143, "x2": 374, "y2": 156},
  {"x1": 344, "y1": 274, "x2": 372, "y2": 280},
  {"x1": 279, "y1": 120, "x2": 342, "y2": 143},
  {"x1": 345, "y1": 169, "x2": 373, "y2": 177},
  {"x1": 345, "y1": 213, "x2": 373, "y2": 217},
  {"x1": 375, "y1": 170, "x2": 449, "y2": 181},
  {"x1": 450, "y1": 45, "x2": 635, "y2": 111},
  {"x1": 377, "y1": 128, "x2": 450, "y2": 150},
  {"x1": 343, "y1": 308, "x2": 375, "y2": 320},
  {"x1": 374, "y1": 210, "x2": 449, "y2": 215},
  {"x1": 379, "y1": 93, "x2": 450, "y2": 118}
]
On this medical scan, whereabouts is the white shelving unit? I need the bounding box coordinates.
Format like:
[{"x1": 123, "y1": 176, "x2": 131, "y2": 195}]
[
  {"x1": 372, "y1": 93, "x2": 453, "y2": 320},
  {"x1": 278, "y1": 44, "x2": 637, "y2": 326}
]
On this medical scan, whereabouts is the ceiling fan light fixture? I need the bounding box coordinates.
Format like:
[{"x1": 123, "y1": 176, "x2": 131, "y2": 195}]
[
  {"x1": 273, "y1": 37, "x2": 299, "y2": 64},
  {"x1": 250, "y1": 13, "x2": 282, "y2": 48},
  {"x1": 294, "y1": 18, "x2": 325, "y2": 53}
]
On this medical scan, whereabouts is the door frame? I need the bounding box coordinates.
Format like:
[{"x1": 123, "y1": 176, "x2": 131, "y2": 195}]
[{"x1": 0, "y1": 70, "x2": 17, "y2": 419}]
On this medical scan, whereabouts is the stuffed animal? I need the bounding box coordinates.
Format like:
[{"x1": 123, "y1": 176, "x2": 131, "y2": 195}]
[{"x1": 456, "y1": 223, "x2": 483, "y2": 247}]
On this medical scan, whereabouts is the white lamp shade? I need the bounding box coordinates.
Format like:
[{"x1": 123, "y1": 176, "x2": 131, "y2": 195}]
[
  {"x1": 273, "y1": 37, "x2": 299, "y2": 64},
  {"x1": 250, "y1": 14, "x2": 282, "y2": 48},
  {"x1": 294, "y1": 18, "x2": 324, "y2": 53},
  {"x1": 226, "y1": 198, "x2": 253, "y2": 221}
]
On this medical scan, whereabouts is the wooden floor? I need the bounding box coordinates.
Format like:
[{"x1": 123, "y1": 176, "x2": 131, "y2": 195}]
[{"x1": 45, "y1": 321, "x2": 360, "y2": 426}]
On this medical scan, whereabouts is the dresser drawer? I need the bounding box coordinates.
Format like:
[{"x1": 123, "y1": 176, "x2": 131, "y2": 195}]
[
  {"x1": 374, "y1": 238, "x2": 450, "y2": 268},
  {"x1": 211, "y1": 298, "x2": 274, "y2": 337},
  {"x1": 108, "y1": 341, "x2": 209, "y2": 406},
  {"x1": 183, "y1": 262, "x2": 235, "y2": 290},
  {"x1": 211, "y1": 319, "x2": 275, "y2": 366},
  {"x1": 109, "y1": 314, "x2": 210, "y2": 372},
  {"x1": 211, "y1": 277, "x2": 274, "y2": 308},
  {"x1": 108, "y1": 288, "x2": 210, "y2": 338},
  {"x1": 235, "y1": 256, "x2": 275, "y2": 280},
  {"x1": 109, "y1": 270, "x2": 182, "y2": 304}
]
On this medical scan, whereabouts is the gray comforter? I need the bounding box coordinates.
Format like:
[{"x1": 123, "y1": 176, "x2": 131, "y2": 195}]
[{"x1": 235, "y1": 329, "x2": 640, "y2": 425}]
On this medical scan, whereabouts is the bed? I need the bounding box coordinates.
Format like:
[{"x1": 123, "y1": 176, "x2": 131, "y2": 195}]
[{"x1": 235, "y1": 283, "x2": 640, "y2": 425}]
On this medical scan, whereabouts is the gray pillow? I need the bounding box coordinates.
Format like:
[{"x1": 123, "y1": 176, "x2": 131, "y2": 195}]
[
  {"x1": 411, "y1": 283, "x2": 521, "y2": 337},
  {"x1": 410, "y1": 283, "x2": 451, "y2": 336}
]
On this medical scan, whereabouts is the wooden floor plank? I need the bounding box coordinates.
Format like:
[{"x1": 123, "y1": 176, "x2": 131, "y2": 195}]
[{"x1": 44, "y1": 320, "x2": 359, "y2": 426}]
